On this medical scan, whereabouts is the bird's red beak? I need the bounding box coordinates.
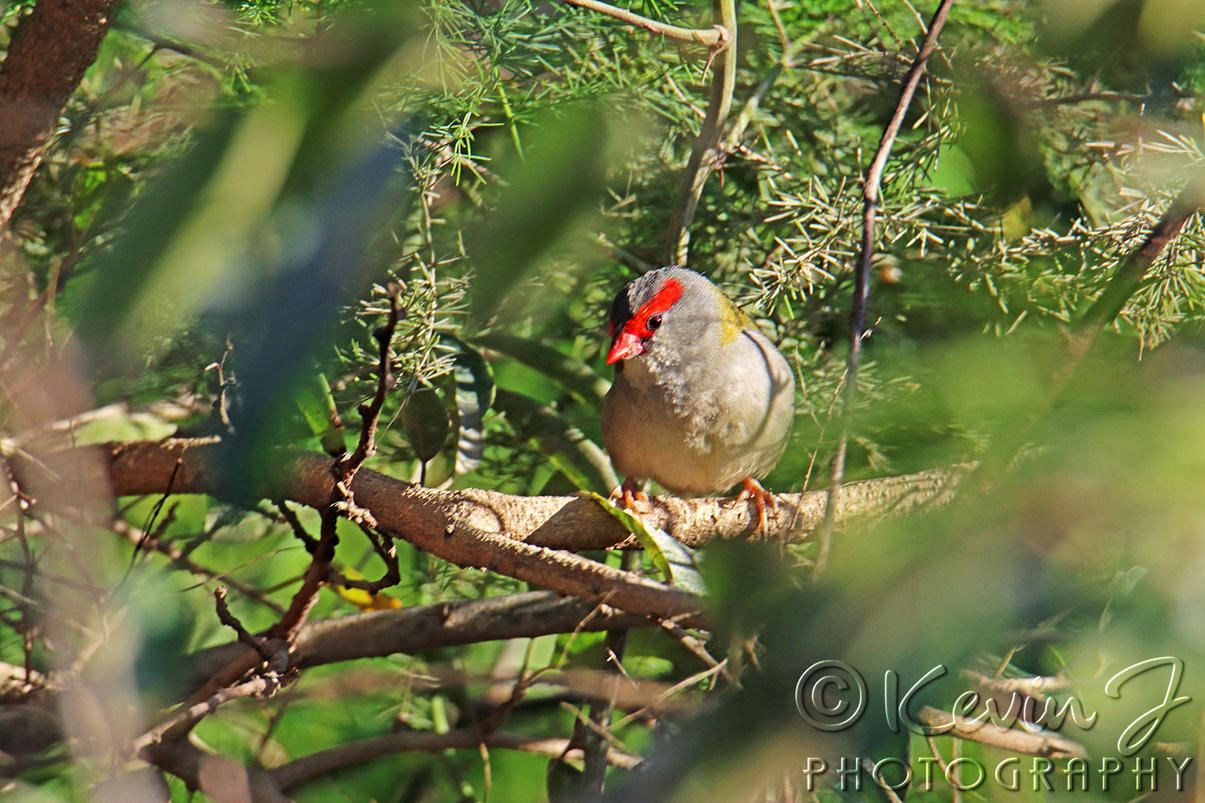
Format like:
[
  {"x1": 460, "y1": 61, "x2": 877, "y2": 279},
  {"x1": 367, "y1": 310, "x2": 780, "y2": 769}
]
[{"x1": 606, "y1": 327, "x2": 644, "y2": 364}]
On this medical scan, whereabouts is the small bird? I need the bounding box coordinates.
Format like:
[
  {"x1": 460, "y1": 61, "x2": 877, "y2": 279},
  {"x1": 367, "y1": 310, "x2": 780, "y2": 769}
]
[{"x1": 601, "y1": 266, "x2": 795, "y2": 529}]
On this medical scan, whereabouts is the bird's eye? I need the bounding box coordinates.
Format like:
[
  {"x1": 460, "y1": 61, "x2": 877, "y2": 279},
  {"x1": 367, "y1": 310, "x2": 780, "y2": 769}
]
[{"x1": 647, "y1": 315, "x2": 663, "y2": 331}]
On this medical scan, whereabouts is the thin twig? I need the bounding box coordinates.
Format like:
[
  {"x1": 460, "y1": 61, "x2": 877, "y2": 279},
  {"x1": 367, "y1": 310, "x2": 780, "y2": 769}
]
[
  {"x1": 665, "y1": 0, "x2": 738, "y2": 264},
  {"x1": 327, "y1": 521, "x2": 400, "y2": 595},
  {"x1": 583, "y1": 553, "x2": 633, "y2": 793},
  {"x1": 561, "y1": 0, "x2": 728, "y2": 47},
  {"x1": 611, "y1": 659, "x2": 729, "y2": 731},
  {"x1": 1066, "y1": 175, "x2": 1205, "y2": 363},
  {"x1": 1025, "y1": 91, "x2": 1154, "y2": 109},
  {"x1": 274, "y1": 499, "x2": 317, "y2": 553},
  {"x1": 659, "y1": 621, "x2": 731, "y2": 683},
  {"x1": 113, "y1": 22, "x2": 230, "y2": 70},
  {"x1": 112, "y1": 519, "x2": 285, "y2": 615},
  {"x1": 133, "y1": 673, "x2": 297, "y2": 755},
  {"x1": 862, "y1": 757, "x2": 906, "y2": 803},
  {"x1": 213, "y1": 586, "x2": 276, "y2": 665},
  {"x1": 337, "y1": 286, "x2": 401, "y2": 484},
  {"x1": 815, "y1": 0, "x2": 955, "y2": 577},
  {"x1": 267, "y1": 506, "x2": 339, "y2": 643}
]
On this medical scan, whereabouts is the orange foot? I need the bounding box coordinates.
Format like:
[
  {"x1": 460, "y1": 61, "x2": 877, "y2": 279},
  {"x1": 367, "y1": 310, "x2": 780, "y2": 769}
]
[
  {"x1": 609, "y1": 477, "x2": 650, "y2": 513},
  {"x1": 737, "y1": 477, "x2": 778, "y2": 532}
]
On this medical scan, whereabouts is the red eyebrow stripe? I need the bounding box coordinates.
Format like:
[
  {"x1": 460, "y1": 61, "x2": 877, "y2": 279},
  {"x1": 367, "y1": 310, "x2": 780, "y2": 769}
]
[{"x1": 634, "y1": 278, "x2": 683, "y2": 323}]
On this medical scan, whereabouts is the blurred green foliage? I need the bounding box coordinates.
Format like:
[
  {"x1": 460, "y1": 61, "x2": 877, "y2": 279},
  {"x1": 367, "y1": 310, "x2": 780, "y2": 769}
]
[{"x1": 2, "y1": 0, "x2": 1205, "y2": 799}]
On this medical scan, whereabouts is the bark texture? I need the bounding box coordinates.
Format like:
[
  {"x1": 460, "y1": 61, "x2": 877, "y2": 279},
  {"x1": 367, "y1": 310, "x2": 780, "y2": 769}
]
[{"x1": 0, "y1": 0, "x2": 120, "y2": 230}]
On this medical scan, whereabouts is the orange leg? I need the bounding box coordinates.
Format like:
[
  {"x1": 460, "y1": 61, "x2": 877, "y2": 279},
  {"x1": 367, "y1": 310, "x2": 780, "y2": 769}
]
[
  {"x1": 609, "y1": 477, "x2": 650, "y2": 512},
  {"x1": 737, "y1": 477, "x2": 778, "y2": 532}
]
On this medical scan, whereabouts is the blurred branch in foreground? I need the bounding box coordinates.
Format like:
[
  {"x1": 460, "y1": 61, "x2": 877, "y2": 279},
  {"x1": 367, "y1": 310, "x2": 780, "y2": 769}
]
[{"x1": 0, "y1": 0, "x2": 120, "y2": 230}]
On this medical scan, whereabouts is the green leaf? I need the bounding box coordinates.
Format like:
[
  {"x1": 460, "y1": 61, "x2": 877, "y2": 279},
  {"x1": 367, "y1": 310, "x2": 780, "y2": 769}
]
[
  {"x1": 584, "y1": 492, "x2": 705, "y2": 593},
  {"x1": 295, "y1": 373, "x2": 345, "y2": 455},
  {"x1": 400, "y1": 382, "x2": 452, "y2": 465}
]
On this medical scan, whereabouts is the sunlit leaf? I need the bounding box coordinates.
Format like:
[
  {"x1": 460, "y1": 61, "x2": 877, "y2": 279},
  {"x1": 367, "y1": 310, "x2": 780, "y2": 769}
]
[{"x1": 585, "y1": 492, "x2": 705, "y2": 593}]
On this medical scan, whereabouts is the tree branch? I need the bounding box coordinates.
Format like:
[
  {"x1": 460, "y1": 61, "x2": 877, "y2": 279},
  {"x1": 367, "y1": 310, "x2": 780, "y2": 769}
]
[
  {"x1": 561, "y1": 0, "x2": 729, "y2": 47},
  {"x1": 272, "y1": 727, "x2": 641, "y2": 790},
  {"x1": 0, "y1": 592, "x2": 653, "y2": 765},
  {"x1": 1066, "y1": 174, "x2": 1205, "y2": 366},
  {"x1": 973, "y1": 172, "x2": 1205, "y2": 483},
  {"x1": 11, "y1": 438, "x2": 960, "y2": 630},
  {"x1": 141, "y1": 739, "x2": 291, "y2": 803},
  {"x1": 96, "y1": 439, "x2": 960, "y2": 551},
  {"x1": 0, "y1": 0, "x2": 121, "y2": 231},
  {"x1": 187, "y1": 591, "x2": 649, "y2": 689},
  {"x1": 916, "y1": 705, "x2": 1087, "y2": 759},
  {"x1": 133, "y1": 673, "x2": 294, "y2": 757},
  {"x1": 664, "y1": 0, "x2": 738, "y2": 264},
  {"x1": 817, "y1": 0, "x2": 955, "y2": 575}
]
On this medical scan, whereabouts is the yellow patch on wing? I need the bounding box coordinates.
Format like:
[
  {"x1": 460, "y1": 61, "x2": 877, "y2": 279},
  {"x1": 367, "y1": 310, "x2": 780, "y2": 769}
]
[{"x1": 718, "y1": 295, "x2": 756, "y2": 344}]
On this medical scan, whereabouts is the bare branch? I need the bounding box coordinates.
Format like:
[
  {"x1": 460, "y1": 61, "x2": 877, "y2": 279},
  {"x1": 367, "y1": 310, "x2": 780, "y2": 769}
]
[
  {"x1": 81, "y1": 439, "x2": 964, "y2": 627},
  {"x1": 916, "y1": 705, "x2": 1088, "y2": 759},
  {"x1": 141, "y1": 739, "x2": 291, "y2": 803},
  {"x1": 97, "y1": 439, "x2": 962, "y2": 551},
  {"x1": 665, "y1": 0, "x2": 739, "y2": 263},
  {"x1": 817, "y1": 0, "x2": 956, "y2": 575},
  {"x1": 272, "y1": 727, "x2": 641, "y2": 790},
  {"x1": 0, "y1": 0, "x2": 121, "y2": 230},
  {"x1": 328, "y1": 521, "x2": 400, "y2": 596},
  {"x1": 561, "y1": 0, "x2": 729, "y2": 47},
  {"x1": 134, "y1": 671, "x2": 297, "y2": 756},
  {"x1": 337, "y1": 286, "x2": 400, "y2": 482},
  {"x1": 213, "y1": 587, "x2": 276, "y2": 665}
]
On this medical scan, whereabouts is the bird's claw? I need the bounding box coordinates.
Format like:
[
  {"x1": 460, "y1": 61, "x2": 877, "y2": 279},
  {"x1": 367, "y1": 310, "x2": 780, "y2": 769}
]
[
  {"x1": 609, "y1": 479, "x2": 650, "y2": 514},
  {"x1": 737, "y1": 477, "x2": 778, "y2": 532}
]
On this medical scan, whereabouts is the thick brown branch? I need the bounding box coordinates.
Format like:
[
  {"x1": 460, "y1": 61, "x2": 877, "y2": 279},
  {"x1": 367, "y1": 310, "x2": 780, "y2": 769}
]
[
  {"x1": 97, "y1": 438, "x2": 959, "y2": 551},
  {"x1": 251, "y1": 591, "x2": 641, "y2": 672},
  {"x1": 141, "y1": 739, "x2": 291, "y2": 803},
  {"x1": 24, "y1": 438, "x2": 961, "y2": 627},
  {"x1": 0, "y1": 0, "x2": 121, "y2": 230},
  {"x1": 0, "y1": 592, "x2": 651, "y2": 763},
  {"x1": 273, "y1": 727, "x2": 641, "y2": 790}
]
